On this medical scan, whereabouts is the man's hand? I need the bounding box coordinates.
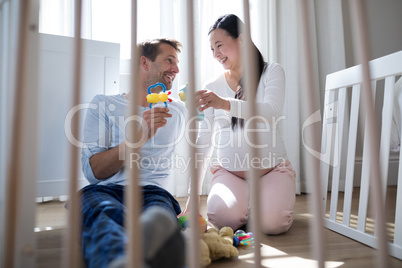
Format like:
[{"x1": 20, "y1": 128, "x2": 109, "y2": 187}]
[
  {"x1": 125, "y1": 107, "x2": 172, "y2": 149},
  {"x1": 90, "y1": 107, "x2": 172, "y2": 180},
  {"x1": 141, "y1": 107, "x2": 172, "y2": 140}
]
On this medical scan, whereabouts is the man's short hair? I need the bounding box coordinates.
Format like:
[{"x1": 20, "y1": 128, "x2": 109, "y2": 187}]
[{"x1": 139, "y1": 38, "x2": 182, "y2": 61}]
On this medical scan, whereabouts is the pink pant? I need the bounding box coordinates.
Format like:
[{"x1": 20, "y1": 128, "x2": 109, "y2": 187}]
[{"x1": 206, "y1": 161, "x2": 296, "y2": 235}]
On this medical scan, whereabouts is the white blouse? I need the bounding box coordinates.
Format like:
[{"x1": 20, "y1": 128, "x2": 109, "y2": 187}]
[{"x1": 195, "y1": 62, "x2": 288, "y2": 191}]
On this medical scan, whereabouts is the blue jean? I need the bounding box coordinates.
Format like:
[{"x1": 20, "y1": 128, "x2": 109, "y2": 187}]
[{"x1": 79, "y1": 184, "x2": 181, "y2": 268}]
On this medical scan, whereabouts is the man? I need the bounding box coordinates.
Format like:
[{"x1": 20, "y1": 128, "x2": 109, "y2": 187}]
[{"x1": 80, "y1": 38, "x2": 186, "y2": 268}]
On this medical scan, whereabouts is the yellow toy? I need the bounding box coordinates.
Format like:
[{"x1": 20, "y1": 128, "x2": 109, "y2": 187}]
[
  {"x1": 199, "y1": 227, "x2": 238, "y2": 266},
  {"x1": 146, "y1": 82, "x2": 172, "y2": 108}
]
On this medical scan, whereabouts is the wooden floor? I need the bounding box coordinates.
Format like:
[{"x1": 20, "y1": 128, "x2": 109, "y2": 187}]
[{"x1": 35, "y1": 188, "x2": 402, "y2": 268}]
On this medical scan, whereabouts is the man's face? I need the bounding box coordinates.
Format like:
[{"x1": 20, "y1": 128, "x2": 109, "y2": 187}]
[{"x1": 147, "y1": 43, "x2": 180, "y2": 91}]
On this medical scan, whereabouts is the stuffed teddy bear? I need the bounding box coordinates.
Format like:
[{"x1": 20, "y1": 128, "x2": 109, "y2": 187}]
[
  {"x1": 199, "y1": 238, "x2": 212, "y2": 266},
  {"x1": 179, "y1": 215, "x2": 239, "y2": 266},
  {"x1": 199, "y1": 227, "x2": 238, "y2": 266}
]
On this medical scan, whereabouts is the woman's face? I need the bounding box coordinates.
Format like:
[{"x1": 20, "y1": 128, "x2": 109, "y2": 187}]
[{"x1": 209, "y1": 28, "x2": 241, "y2": 71}]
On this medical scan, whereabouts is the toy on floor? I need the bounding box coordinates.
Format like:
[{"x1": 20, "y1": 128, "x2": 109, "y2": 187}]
[
  {"x1": 233, "y1": 229, "x2": 254, "y2": 246},
  {"x1": 179, "y1": 83, "x2": 204, "y2": 121},
  {"x1": 200, "y1": 227, "x2": 239, "y2": 266},
  {"x1": 178, "y1": 213, "x2": 207, "y2": 235},
  {"x1": 179, "y1": 215, "x2": 239, "y2": 266},
  {"x1": 146, "y1": 82, "x2": 172, "y2": 108}
]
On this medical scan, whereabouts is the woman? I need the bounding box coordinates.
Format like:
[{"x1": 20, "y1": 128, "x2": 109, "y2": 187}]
[{"x1": 183, "y1": 14, "x2": 296, "y2": 235}]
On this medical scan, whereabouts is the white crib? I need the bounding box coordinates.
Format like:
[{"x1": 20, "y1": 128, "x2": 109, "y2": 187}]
[
  {"x1": 2, "y1": 0, "x2": 400, "y2": 266},
  {"x1": 320, "y1": 50, "x2": 402, "y2": 260}
]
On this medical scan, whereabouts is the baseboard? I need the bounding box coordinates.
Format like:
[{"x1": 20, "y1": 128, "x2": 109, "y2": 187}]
[
  {"x1": 36, "y1": 178, "x2": 89, "y2": 198},
  {"x1": 353, "y1": 154, "x2": 399, "y2": 186},
  {"x1": 302, "y1": 155, "x2": 400, "y2": 193}
]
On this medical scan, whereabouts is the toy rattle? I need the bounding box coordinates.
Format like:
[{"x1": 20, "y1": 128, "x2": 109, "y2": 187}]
[
  {"x1": 233, "y1": 230, "x2": 254, "y2": 246},
  {"x1": 178, "y1": 213, "x2": 207, "y2": 234},
  {"x1": 146, "y1": 82, "x2": 172, "y2": 109},
  {"x1": 179, "y1": 83, "x2": 204, "y2": 121}
]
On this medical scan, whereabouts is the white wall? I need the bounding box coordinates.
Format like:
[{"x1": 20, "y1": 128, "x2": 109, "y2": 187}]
[
  {"x1": 36, "y1": 34, "x2": 120, "y2": 198},
  {"x1": 341, "y1": 0, "x2": 402, "y2": 186},
  {"x1": 342, "y1": 0, "x2": 402, "y2": 67}
]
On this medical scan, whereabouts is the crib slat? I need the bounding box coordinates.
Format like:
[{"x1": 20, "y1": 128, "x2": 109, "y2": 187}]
[
  {"x1": 65, "y1": 0, "x2": 84, "y2": 267},
  {"x1": 394, "y1": 86, "x2": 402, "y2": 249},
  {"x1": 126, "y1": 1, "x2": 143, "y2": 267},
  {"x1": 0, "y1": 4, "x2": 5, "y2": 263},
  {"x1": 394, "y1": 152, "x2": 402, "y2": 247},
  {"x1": 350, "y1": 1, "x2": 389, "y2": 266},
  {"x1": 242, "y1": 1, "x2": 262, "y2": 266},
  {"x1": 342, "y1": 84, "x2": 361, "y2": 226},
  {"x1": 320, "y1": 90, "x2": 332, "y2": 215},
  {"x1": 268, "y1": 0, "x2": 277, "y2": 62},
  {"x1": 4, "y1": 1, "x2": 36, "y2": 267},
  {"x1": 329, "y1": 87, "x2": 347, "y2": 221},
  {"x1": 299, "y1": 1, "x2": 326, "y2": 266},
  {"x1": 14, "y1": 1, "x2": 41, "y2": 267},
  {"x1": 186, "y1": 0, "x2": 201, "y2": 267},
  {"x1": 357, "y1": 81, "x2": 377, "y2": 232},
  {"x1": 379, "y1": 76, "x2": 395, "y2": 200}
]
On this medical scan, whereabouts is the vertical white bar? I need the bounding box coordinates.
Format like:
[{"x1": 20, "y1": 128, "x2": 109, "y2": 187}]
[
  {"x1": 17, "y1": 1, "x2": 41, "y2": 267},
  {"x1": 320, "y1": 90, "x2": 333, "y2": 215},
  {"x1": 357, "y1": 123, "x2": 370, "y2": 231},
  {"x1": 394, "y1": 86, "x2": 402, "y2": 248},
  {"x1": 268, "y1": 0, "x2": 277, "y2": 62},
  {"x1": 357, "y1": 81, "x2": 376, "y2": 232},
  {"x1": 186, "y1": 0, "x2": 200, "y2": 267},
  {"x1": 379, "y1": 76, "x2": 395, "y2": 200},
  {"x1": 394, "y1": 142, "x2": 402, "y2": 247},
  {"x1": 242, "y1": 1, "x2": 262, "y2": 266},
  {"x1": 298, "y1": 0, "x2": 326, "y2": 267},
  {"x1": 0, "y1": 2, "x2": 8, "y2": 264},
  {"x1": 343, "y1": 84, "x2": 361, "y2": 226},
  {"x1": 2, "y1": 0, "x2": 41, "y2": 267},
  {"x1": 329, "y1": 87, "x2": 347, "y2": 221},
  {"x1": 0, "y1": 2, "x2": 5, "y2": 264},
  {"x1": 126, "y1": 0, "x2": 142, "y2": 267},
  {"x1": 66, "y1": 0, "x2": 83, "y2": 267},
  {"x1": 349, "y1": 1, "x2": 389, "y2": 267}
]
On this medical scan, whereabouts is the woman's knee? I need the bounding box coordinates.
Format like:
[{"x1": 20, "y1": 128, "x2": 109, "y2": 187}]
[
  {"x1": 260, "y1": 209, "x2": 294, "y2": 235},
  {"x1": 207, "y1": 194, "x2": 248, "y2": 230},
  {"x1": 207, "y1": 210, "x2": 248, "y2": 231}
]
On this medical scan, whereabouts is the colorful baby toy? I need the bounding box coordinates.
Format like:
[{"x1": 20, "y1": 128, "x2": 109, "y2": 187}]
[
  {"x1": 146, "y1": 82, "x2": 172, "y2": 109},
  {"x1": 178, "y1": 213, "x2": 207, "y2": 234},
  {"x1": 233, "y1": 229, "x2": 254, "y2": 246},
  {"x1": 179, "y1": 83, "x2": 204, "y2": 121}
]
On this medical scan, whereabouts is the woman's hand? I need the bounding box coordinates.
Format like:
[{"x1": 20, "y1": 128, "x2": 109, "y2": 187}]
[{"x1": 196, "y1": 90, "x2": 230, "y2": 112}]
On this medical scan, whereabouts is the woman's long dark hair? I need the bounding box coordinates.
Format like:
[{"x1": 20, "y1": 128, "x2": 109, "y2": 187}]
[{"x1": 209, "y1": 14, "x2": 265, "y2": 129}]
